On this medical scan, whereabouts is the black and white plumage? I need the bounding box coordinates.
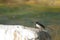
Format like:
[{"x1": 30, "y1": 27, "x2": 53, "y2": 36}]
[
  {"x1": 35, "y1": 22, "x2": 51, "y2": 40},
  {"x1": 35, "y1": 22, "x2": 45, "y2": 29},
  {"x1": 0, "y1": 22, "x2": 51, "y2": 40}
]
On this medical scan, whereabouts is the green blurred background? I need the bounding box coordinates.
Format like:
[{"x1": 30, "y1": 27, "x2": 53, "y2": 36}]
[{"x1": 0, "y1": 0, "x2": 60, "y2": 40}]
